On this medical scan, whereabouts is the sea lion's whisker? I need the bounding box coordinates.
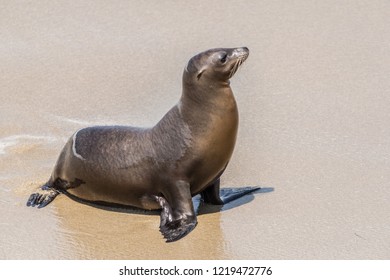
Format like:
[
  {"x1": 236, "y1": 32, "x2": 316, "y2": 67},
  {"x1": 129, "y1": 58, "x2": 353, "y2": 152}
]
[{"x1": 229, "y1": 61, "x2": 240, "y2": 78}]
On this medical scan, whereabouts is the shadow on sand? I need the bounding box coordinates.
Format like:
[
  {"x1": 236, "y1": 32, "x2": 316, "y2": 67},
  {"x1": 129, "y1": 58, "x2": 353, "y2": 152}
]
[{"x1": 63, "y1": 186, "x2": 274, "y2": 216}]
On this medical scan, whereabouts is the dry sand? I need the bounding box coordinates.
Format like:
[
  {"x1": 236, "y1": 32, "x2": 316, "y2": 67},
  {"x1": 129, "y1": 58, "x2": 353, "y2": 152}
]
[{"x1": 1, "y1": 0, "x2": 390, "y2": 259}]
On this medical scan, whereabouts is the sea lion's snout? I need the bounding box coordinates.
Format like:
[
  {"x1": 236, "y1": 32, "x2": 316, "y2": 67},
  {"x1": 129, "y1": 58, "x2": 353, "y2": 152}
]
[
  {"x1": 237, "y1": 47, "x2": 249, "y2": 54},
  {"x1": 233, "y1": 47, "x2": 249, "y2": 60},
  {"x1": 227, "y1": 47, "x2": 249, "y2": 79}
]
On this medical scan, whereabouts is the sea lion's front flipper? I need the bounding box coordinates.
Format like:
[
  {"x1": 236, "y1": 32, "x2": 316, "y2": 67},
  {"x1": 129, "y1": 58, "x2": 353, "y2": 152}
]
[
  {"x1": 157, "y1": 181, "x2": 198, "y2": 242},
  {"x1": 26, "y1": 183, "x2": 60, "y2": 208},
  {"x1": 201, "y1": 178, "x2": 260, "y2": 205}
]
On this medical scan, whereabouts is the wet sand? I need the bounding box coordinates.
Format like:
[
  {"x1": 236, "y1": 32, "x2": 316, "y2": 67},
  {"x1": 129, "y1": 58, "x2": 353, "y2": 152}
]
[{"x1": 1, "y1": 1, "x2": 390, "y2": 259}]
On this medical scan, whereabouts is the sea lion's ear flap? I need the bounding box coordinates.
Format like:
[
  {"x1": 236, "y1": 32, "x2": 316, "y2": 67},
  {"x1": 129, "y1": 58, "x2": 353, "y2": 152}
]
[{"x1": 197, "y1": 68, "x2": 206, "y2": 80}]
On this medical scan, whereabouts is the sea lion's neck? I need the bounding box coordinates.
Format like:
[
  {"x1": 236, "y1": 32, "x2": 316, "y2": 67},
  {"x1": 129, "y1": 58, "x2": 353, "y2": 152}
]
[
  {"x1": 152, "y1": 76, "x2": 239, "y2": 146},
  {"x1": 178, "y1": 78, "x2": 239, "y2": 136},
  {"x1": 180, "y1": 78, "x2": 235, "y2": 112}
]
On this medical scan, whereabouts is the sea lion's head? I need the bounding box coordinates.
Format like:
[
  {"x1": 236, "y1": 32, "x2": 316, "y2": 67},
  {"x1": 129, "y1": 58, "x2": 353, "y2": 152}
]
[{"x1": 184, "y1": 47, "x2": 249, "y2": 85}]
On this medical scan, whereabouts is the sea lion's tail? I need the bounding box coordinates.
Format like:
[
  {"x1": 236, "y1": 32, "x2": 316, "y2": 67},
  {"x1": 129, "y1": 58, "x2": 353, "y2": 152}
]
[{"x1": 26, "y1": 182, "x2": 60, "y2": 208}]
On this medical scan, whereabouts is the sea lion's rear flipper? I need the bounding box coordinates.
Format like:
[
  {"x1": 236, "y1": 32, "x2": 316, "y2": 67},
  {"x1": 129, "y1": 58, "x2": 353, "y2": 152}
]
[
  {"x1": 201, "y1": 178, "x2": 260, "y2": 205},
  {"x1": 219, "y1": 187, "x2": 260, "y2": 204},
  {"x1": 157, "y1": 181, "x2": 198, "y2": 242},
  {"x1": 26, "y1": 183, "x2": 60, "y2": 208}
]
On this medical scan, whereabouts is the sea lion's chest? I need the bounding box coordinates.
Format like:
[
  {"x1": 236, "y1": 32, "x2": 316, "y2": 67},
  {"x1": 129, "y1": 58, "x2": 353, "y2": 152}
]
[{"x1": 188, "y1": 112, "x2": 238, "y2": 192}]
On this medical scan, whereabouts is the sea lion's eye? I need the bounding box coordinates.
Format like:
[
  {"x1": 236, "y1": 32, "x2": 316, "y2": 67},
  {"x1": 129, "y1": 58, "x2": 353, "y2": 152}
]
[{"x1": 220, "y1": 53, "x2": 228, "y2": 64}]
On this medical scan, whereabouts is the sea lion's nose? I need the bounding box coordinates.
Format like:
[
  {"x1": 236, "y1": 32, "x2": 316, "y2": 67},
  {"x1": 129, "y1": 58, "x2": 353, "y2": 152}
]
[
  {"x1": 232, "y1": 47, "x2": 249, "y2": 59},
  {"x1": 234, "y1": 47, "x2": 249, "y2": 56},
  {"x1": 241, "y1": 47, "x2": 249, "y2": 53}
]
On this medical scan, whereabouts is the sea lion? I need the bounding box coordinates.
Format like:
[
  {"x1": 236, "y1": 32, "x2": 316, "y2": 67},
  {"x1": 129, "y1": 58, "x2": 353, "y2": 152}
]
[{"x1": 27, "y1": 47, "x2": 259, "y2": 242}]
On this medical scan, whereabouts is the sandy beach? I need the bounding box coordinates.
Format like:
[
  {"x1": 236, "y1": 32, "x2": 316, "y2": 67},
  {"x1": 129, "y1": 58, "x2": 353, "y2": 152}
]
[{"x1": 1, "y1": 0, "x2": 390, "y2": 259}]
